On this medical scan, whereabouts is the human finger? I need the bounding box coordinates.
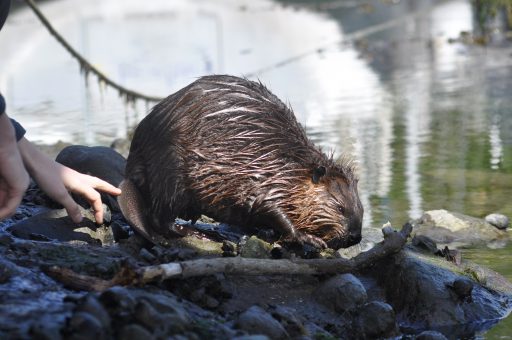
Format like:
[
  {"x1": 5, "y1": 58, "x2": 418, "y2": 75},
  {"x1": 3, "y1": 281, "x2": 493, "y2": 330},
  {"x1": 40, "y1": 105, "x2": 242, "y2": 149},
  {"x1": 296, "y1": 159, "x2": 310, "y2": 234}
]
[
  {"x1": 59, "y1": 194, "x2": 83, "y2": 223},
  {"x1": 77, "y1": 186, "x2": 104, "y2": 224},
  {"x1": 88, "y1": 176, "x2": 122, "y2": 196},
  {"x1": 0, "y1": 193, "x2": 22, "y2": 219}
]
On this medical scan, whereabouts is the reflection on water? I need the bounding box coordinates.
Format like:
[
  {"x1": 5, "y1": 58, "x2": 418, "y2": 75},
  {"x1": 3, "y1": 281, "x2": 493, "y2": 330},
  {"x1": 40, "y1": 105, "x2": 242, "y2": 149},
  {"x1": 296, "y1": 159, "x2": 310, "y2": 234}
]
[{"x1": 2, "y1": 0, "x2": 512, "y2": 336}]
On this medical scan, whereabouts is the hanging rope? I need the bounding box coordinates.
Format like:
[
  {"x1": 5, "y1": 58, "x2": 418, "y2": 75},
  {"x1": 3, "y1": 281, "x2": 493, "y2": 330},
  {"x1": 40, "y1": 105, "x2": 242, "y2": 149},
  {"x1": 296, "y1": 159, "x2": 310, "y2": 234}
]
[{"x1": 23, "y1": 0, "x2": 164, "y2": 103}]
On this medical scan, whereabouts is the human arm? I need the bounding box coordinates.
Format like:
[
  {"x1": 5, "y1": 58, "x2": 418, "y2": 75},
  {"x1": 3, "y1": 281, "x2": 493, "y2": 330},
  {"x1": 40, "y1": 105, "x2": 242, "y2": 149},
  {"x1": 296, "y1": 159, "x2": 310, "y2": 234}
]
[
  {"x1": 0, "y1": 112, "x2": 30, "y2": 219},
  {"x1": 17, "y1": 137, "x2": 122, "y2": 223}
]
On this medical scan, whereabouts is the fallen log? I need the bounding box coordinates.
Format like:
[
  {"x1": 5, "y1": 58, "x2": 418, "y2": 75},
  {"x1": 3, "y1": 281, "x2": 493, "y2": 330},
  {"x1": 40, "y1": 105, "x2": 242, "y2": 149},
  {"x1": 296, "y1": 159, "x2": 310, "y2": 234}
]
[{"x1": 45, "y1": 223, "x2": 412, "y2": 292}]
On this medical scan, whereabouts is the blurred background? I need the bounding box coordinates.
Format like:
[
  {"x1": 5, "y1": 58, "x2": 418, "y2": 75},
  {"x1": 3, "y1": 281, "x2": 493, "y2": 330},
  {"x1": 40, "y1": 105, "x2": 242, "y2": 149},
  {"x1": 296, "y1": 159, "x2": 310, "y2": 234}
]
[{"x1": 1, "y1": 1, "x2": 512, "y2": 334}]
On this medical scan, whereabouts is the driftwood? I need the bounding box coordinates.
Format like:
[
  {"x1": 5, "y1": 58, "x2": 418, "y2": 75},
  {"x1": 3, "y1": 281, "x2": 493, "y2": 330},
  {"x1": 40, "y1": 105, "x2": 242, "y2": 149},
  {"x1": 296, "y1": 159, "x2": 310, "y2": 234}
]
[{"x1": 45, "y1": 223, "x2": 412, "y2": 292}]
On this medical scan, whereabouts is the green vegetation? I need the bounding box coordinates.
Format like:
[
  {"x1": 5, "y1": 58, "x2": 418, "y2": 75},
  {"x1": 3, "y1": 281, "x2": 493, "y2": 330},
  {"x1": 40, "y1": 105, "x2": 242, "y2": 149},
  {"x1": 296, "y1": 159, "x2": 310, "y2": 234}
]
[{"x1": 473, "y1": 0, "x2": 512, "y2": 36}]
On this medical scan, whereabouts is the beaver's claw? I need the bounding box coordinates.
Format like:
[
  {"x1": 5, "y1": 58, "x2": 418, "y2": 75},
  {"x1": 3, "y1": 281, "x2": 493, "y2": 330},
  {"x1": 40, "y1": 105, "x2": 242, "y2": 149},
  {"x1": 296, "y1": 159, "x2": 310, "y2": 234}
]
[{"x1": 281, "y1": 232, "x2": 328, "y2": 250}]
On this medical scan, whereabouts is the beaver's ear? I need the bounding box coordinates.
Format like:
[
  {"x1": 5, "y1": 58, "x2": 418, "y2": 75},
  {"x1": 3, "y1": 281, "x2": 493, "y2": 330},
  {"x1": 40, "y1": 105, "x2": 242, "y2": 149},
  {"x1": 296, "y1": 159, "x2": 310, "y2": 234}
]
[{"x1": 312, "y1": 166, "x2": 326, "y2": 184}]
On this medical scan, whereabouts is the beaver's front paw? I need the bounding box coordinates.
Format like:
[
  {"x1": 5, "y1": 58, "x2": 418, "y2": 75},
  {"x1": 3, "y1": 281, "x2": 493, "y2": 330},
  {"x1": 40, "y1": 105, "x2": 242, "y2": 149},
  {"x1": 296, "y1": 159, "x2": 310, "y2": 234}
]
[{"x1": 281, "y1": 231, "x2": 328, "y2": 252}]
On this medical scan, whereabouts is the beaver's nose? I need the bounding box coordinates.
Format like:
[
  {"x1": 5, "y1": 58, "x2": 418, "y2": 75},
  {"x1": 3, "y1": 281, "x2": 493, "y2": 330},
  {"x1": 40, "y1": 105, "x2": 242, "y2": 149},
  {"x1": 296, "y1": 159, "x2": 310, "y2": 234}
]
[{"x1": 347, "y1": 231, "x2": 362, "y2": 245}]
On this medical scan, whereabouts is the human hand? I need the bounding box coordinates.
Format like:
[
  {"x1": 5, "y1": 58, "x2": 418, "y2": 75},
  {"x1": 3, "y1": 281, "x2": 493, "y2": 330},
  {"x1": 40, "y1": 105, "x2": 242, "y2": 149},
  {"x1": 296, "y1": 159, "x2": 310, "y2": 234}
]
[
  {"x1": 0, "y1": 114, "x2": 30, "y2": 219},
  {"x1": 18, "y1": 138, "x2": 121, "y2": 224}
]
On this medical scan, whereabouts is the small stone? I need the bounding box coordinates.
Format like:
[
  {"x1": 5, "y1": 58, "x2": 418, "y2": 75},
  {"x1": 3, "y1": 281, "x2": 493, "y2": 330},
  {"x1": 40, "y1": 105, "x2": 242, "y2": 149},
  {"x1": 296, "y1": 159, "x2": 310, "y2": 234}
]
[
  {"x1": 139, "y1": 248, "x2": 157, "y2": 263},
  {"x1": 412, "y1": 235, "x2": 438, "y2": 254},
  {"x1": 204, "y1": 295, "x2": 220, "y2": 309},
  {"x1": 29, "y1": 321, "x2": 63, "y2": 340},
  {"x1": 447, "y1": 278, "x2": 473, "y2": 301},
  {"x1": 315, "y1": 274, "x2": 367, "y2": 312},
  {"x1": 67, "y1": 312, "x2": 106, "y2": 340},
  {"x1": 485, "y1": 213, "x2": 510, "y2": 230},
  {"x1": 355, "y1": 301, "x2": 397, "y2": 338},
  {"x1": 416, "y1": 330, "x2": 449, "y2": 340},
  {"x1": 133, "y1": 300, "x2": 162, "y2": 331},
  {"x1": 270, "y1": 306, "x2": 307, "y2": 338},
  {"x1": 76, "y1": 294, "x2": 111, "y2": 329},
  {"x1": 239, "y1": 236, "x2": 272, "y2": 259},
  {"x1": 222, "y1": 240, "x2": 237, "y2": 257},
  {"x1": 98, "y1": 286, "x2": 136, "y2": 315},
  {"x1": 118, "y1": 324, "x2": 154, "y2": 340},
  {"x1": 231, "y1": 336, "x2": 270, "y2": 340},
  {"x1": 235, "y1": 306, "x2": 288, "y2": 339}
]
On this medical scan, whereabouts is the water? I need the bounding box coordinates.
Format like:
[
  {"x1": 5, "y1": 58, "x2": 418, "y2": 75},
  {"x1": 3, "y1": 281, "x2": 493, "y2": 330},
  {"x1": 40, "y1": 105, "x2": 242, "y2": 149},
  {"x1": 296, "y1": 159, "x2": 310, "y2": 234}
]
[{"x1": 2, "y1": 0, "x2": 512, "y2": 336}]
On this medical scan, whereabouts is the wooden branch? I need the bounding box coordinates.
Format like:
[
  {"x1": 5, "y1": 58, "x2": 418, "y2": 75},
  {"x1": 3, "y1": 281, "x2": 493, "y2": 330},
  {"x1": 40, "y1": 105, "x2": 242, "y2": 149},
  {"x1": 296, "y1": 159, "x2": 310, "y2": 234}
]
[
  {"x1": 44, "y1": 223, "x2": 412, "y2": 292},
  {"x1": 23, "y1": 0, "x2": 164, "y2": 103}
]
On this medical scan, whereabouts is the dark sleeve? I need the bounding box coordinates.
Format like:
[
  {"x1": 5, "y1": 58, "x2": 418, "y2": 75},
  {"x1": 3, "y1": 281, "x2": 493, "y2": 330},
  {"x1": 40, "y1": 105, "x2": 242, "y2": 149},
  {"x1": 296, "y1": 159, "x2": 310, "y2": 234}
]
[
  {"x1": 10, "y1": 118, "x2": 26, "y2": 141},
  {"x1": 0, "y1": 92, "x2": 5, "y2": 115},
  {"x1": 1, "y1": 92, "x2": 26, "y2": 141}
]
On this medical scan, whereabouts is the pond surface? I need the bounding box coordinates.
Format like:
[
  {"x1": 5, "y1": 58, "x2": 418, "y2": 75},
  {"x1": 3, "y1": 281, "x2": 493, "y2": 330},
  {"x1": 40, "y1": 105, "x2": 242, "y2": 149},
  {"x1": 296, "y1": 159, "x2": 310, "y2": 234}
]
[{"x1": 2, "y1": 0, "x2": 512, "y2": 337}]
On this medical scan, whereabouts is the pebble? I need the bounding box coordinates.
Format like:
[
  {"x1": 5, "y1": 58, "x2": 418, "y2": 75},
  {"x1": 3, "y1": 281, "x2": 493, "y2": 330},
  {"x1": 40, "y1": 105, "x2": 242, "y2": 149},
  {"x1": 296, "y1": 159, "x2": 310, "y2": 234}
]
[
  {"x1": 416, "y1": 330, "x2": 448, "y2": 340},
  {"x1": 98, "y1": 286, "x2": 136, "y2": 315},
  {"x1": 315, "y1": 274, "x2": 367, "y2": 312},
  {"x1": 270, "y1": 306, "x2": 307, "y2": 337},
  {"x1": 118, "y1": 324, "x2": 154, "y2": 340},
  {"x1": 29, "y1": 321, "x2": 63, "y2": 340},
  {"x1": 139, "y1": 248, "x2": 157, "y2": 263},
  {"x1": 355, "y1": 301, "x2": 397, "y2": 338},
  {"x1": 412, "y1": 235, "x2": 438, "y2": 254},
  {"x1": 67, "y1": 312, "x2": 106, "y2": 340},
  {"x1": 447, "y1": 278, "x2": 473, "y2": 301},
  {"x1": 235, "y1": 305, "x2": 288, "y2": 339},
  {"x1": 133, "y1": 300, "x2": 162, "y2": 331},
  {"x1": 239, "y1": 236, "x2": 272, "y2": 259},
  {"x1": 485, "y1": 213, "x2": 510, "y2": 230},
  {"x1": 76, "y1": 294, "x2": 111, "y2": 329}
]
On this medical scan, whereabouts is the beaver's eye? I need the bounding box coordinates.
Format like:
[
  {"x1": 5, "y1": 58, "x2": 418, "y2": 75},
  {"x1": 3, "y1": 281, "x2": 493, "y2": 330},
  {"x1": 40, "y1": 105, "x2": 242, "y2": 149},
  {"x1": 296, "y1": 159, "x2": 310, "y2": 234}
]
[{"x1": 338, "y1": 206, "x2": 346, "y2": 215}]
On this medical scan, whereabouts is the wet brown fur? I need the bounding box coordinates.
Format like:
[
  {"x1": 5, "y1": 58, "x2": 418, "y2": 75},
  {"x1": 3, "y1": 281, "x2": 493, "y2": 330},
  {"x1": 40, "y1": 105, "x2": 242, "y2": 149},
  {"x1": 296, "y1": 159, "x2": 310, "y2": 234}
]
[{"x1": 125, "y1": 75, "x2": 363, "y2": 249}]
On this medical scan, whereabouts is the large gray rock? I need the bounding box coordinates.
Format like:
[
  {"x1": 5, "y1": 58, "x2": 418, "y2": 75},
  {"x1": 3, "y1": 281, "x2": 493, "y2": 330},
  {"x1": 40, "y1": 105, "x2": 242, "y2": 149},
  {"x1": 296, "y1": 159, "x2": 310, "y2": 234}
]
[
  {"x1": 370, "y1": 249, "x2": 512, "y2": 338},
  {"x1": 413, "y1": 210, "x2": 508, "y2": 247}
]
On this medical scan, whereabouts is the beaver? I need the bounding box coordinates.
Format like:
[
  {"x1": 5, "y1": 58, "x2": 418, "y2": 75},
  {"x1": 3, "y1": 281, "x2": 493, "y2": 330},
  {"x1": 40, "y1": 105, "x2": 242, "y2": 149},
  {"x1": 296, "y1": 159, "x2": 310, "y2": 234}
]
[{"x1": 118, "y1": 75, "x2": 363, "y2": 249}]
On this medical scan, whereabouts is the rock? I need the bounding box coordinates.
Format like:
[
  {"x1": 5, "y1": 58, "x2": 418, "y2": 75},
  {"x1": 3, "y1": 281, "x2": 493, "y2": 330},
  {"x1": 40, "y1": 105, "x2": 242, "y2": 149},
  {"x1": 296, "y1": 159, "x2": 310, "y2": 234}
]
[
  {"x1": 446, "y1": 278, "x2": 473, "y2": 301},
  {"x1": 413, "y1": 210, "x2": 508, "y2": 247},
  {"x1": 55, "y1": 145, "x2": 126, "y2": 212},
  {"x1": 29, "y1": 321, "x2": 63, "y2": 340},
  {"x1": 7, "y1": 207, "x2": 115, "y2": 245},
  {"x1": 118, "y1": 324, "x2": 154, "y2": 340},
  {"x1": 485, "y1": 213, "x2": 510, "y2": 230},
  {"x1": 75, "y1": 294, "x2": 111, "y2": 329},
  {"x1": 67, "y1": 312, "x2": 106, "y2": 340},
  {"x1": 371, "y1": 249, "x2": 512, "y2": 337},
  {"x1": 133, "y1": 300, "x2": 165, "y2": 332},
  {"x1": 239, "y1": 236, "x2": 273, "y2": 258},
  {"x1": 416, "y1": 330, "x2": 449, "y2": 340},
  {"x1": 412, "y1": 235, "x2": 438, "y2": 254},
  {"x1": 139, "y1": 248, "x2": 157, "y2": 263},
  {"x1": 354, "y1": 301, "x2": 397, "y2": 338},
  {"x1": 231, "y1": 336, "x2": 270, "y2": 340},
  {"x1": 99, "y1": 287, "x2": 136, "y2": 315},
  {"x1": 315, "y1": 274, "x2": 367, "y2": 312},
  {"x1": 270, "y1": 306, "x2": 308, "y2": 338},
  {"x1": 235, "y1": 306, "x2": 288, "y2": 339}
]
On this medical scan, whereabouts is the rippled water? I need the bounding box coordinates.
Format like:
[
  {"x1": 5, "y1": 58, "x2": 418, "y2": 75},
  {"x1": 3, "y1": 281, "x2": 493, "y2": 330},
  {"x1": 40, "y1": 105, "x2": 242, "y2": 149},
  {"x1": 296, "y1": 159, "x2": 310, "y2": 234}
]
[{"x1": 2, "y1": 0, "x2": 512, "y2": 337}]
